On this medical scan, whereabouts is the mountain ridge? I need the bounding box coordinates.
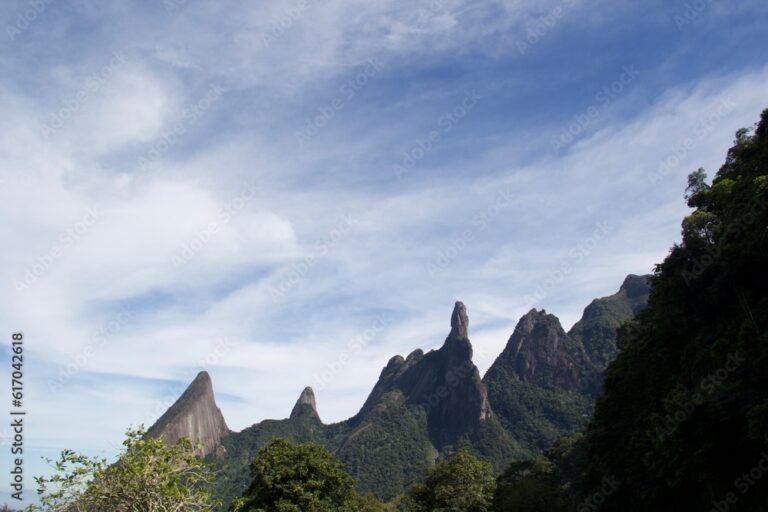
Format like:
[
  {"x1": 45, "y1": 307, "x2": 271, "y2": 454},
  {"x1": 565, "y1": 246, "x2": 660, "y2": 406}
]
[{"x1": 148, "y1": 275, "x2": 650, "y2": 507}]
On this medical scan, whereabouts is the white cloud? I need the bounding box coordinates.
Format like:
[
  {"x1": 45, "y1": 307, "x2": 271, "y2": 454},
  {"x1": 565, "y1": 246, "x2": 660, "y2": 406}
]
[{"x1": 1, "y1": 2, "x2": 767, "y2": 503}]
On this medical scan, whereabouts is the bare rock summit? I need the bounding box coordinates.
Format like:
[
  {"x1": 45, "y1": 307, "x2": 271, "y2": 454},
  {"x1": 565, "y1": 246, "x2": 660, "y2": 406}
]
[
  {"x1": 147, "y1": 371, "x2": 229, "y2": 456},
  {"x1": 290, "y1": 386, "x2": 320, "y2": 420}
]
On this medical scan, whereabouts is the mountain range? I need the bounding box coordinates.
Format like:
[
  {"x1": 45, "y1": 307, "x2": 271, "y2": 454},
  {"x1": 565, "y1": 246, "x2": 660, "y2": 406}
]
[{"x1": 148, "y1": 274, "x2": 651, "y2": 508}]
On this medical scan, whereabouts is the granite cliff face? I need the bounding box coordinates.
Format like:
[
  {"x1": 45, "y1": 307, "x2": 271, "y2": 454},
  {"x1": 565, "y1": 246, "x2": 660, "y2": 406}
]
[
  {"x1": 501, "y1": 308, "x2": 596, "y2": 391},
  {"x1": 147, "y1": 371, "x2": 229, "y2": 456},
  {"x1": 483, "y1": 275, "x2": 651, "y2": 451},
  {"x1": 354, "y1": 301, "x2": 492, "y2": 450}
]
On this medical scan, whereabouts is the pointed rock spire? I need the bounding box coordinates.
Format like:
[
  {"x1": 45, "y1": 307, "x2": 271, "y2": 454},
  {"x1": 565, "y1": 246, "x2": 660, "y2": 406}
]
[
  {"x1": 450, "y1": 301, "x2": 469, "y2": 339},
  {"x1": 290, "y1": 386, "x2": 320, "y2": 420},
  {"x1": 445, "y1": 301, "x2": 473, "y2": 362},
  {"x1": 355, "y1": 300, "x2": 491, "y2": 451},
  {"x1": 147, "y1": 371, "x2": 229, "y2": 457}
]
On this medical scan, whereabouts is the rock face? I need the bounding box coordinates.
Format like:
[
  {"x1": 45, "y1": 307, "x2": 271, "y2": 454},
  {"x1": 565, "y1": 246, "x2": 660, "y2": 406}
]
[
  {"x1": 483, "y1": 274, "x2": 652, "y2": 451},
  {"x1": 569, "y1": 274, "x2": 652, "y2": 370},
  {"x1": 450, "y1": 300, "x2": 469, "y2": 339},
  {"x1": 147, "y1": 371, "x2": 229, "y2": 456},
  {"x1": 355, "y1": 301, "x2": 492, "y2": 449},
  {"x1": 503, "y1": 308, "x2": 596, "y2": 391},
  {"x1": 290, "y1": 386, "x2": 320, "y2": 420}
]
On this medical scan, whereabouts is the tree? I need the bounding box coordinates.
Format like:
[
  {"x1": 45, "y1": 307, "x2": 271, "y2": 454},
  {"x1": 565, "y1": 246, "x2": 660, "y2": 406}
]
[
  {"x1": 233, "y1": 438, "x2": 357, "y2": 512},
  {"x1": 684, "y1": 167, "x2": 710, "y2": 207},
  {"x1": 493, "y1": 456, "x2": 563, "y2": 512},
  {"x1": 579, "y1": 110, "x2": 768, "y2": 510},
  {"x1": 343, "y1": 493, "x2": 395, "y2": 512},
  {"x1": 402, "y1": 449, "x2": 496, "y2": 512},
  {"x1": 29, "y1": 426, "x2": 216, "y2": 511}
]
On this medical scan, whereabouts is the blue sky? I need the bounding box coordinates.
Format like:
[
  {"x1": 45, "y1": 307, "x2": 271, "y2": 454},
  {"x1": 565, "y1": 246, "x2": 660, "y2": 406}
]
[{"x1": 1, "y1": 0, "x2": 768, "y2": 505}]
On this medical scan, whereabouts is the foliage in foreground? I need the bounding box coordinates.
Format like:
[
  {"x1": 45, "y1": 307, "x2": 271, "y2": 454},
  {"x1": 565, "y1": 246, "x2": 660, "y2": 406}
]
[
  {"x1": 402, "y1": 449, "x2": 496, "y2": 512},
  {"x1": 579, "y1": 110, "x2": 768, "y2": 510},
  {"x1": 233, "y1": 438, "x2": 391, "y2": 512},
  {"x1": 29, "y1": 427, "x2": 216, "y2": 512}
]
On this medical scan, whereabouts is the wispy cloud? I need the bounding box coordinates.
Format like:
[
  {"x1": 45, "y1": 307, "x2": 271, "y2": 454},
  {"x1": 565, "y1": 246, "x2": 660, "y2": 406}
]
[{"x1": 1, "y1": 1, "x2": 767, "y2": 504}]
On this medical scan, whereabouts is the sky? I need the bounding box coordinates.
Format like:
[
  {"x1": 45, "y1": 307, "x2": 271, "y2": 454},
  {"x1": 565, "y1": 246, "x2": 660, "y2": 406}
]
[{"x1": 1, "y1": 0, "x2": 768, "y2": 504}]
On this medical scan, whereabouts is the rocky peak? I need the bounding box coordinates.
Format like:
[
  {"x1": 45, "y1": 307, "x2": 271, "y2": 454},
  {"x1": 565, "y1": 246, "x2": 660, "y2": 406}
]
[
  {"x1": 568, "y1": 274, "x2": 652, "y2": 370},
  {"x1": 619, "y1": 274, "x2": 652, "y2": 300},
  {"x1": 147, "y1": 371, "x2": 229, "y2": 457},
  {"x1": 493, "y1": 309, "x2": 595, "y2": 391},
  {"x1": 355, "y1": 301, "x2": 492, "y2": 450},
  {"x1": 290, "y1": 386, "x2": 320, "y2": 420},
  {"x1": 386, "y1": 355, "x2": 405, "y2": 371},
  {"x1": 444, "y1": 301, "x2": 474, "y2": 362},
  {"x1": 450, "y1": 301, "x2": 469, "y2": 339}
]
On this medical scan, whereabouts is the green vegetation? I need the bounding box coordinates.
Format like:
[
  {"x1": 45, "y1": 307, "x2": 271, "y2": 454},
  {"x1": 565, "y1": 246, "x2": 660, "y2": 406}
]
[
  {"x1": 211, "y1": 411, "x2": 328, "y2": 508},
  {"x1": 568, "y1": 274, "x2": 650, "y2": 370},
  {"x1": 402, "y1": 449, "x2": 496, "y2": 512},
  {"x1": 232, "y1": 439, "x2": 391, "y2": 512},
  {"x1": 491, "y1": 435, "x2": 588, "y2": 512},
  {"x1": 211, "y1": 398, "x2": 434, "y2": 507},
  {"x1": 232, "y1": 439, "x2": 355, "y2": 512},
  {"x1": 483, "y1": 279, "x2": 651, "y2": 457},
  {"x1": 577, "y1": 110, "x2": 768, "y2": 510},
  {"x1": 332, "y1": 394, "x2": 435, "y2": 501},
  {"x1": 490, "y1": 108, "x2": 768, "y2": 511},
  {"x1": 210, "y1": 277, "x2": 649, "y2": 509},
  {"x1": 29, "y1": 427, "x2": 217, "y2": 512},
  {"x1": 484, "y1": 359, "x2": 594, "y2": 451}
]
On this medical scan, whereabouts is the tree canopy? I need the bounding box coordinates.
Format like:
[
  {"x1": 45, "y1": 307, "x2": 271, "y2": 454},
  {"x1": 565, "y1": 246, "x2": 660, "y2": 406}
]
[
  {"x1": 30, "y1": 427, "x2": 216, "y2": 512},
  {"x1": 233, "y1": 438, "x2": 390, "y2": 512},
  {"x1": 403, "y1": 449, "x2": 496, "y2": 512}
]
